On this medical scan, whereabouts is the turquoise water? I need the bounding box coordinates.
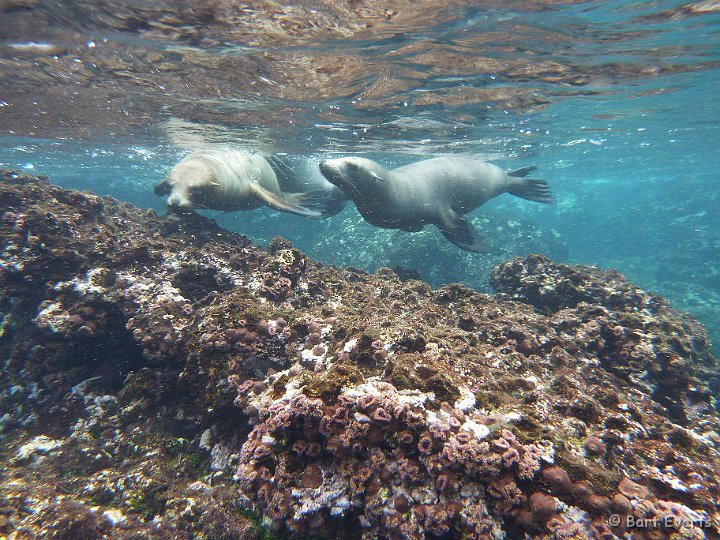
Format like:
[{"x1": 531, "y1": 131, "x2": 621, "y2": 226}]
[{"x1": 1, "y1": 1, "x2": 719, "y2": 353}]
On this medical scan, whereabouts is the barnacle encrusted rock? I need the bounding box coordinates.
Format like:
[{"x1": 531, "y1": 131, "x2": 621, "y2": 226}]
[
  {"x1": 0, "y1": 170, "x2": 719, "y2": 538},
  {"x1": 492, "y1": 254, "x2": 719, "y2": 425}
]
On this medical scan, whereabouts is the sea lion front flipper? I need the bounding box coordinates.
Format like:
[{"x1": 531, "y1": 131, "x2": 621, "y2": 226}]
[
  {"x1": 249, "y1": 183, "x2": 322, "y2": 217},
  {"x1": 437, "y1": 212, "x2": 490, "y2": 253}
]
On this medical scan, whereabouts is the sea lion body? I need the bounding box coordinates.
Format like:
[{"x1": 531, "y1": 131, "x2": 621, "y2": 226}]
[
  {"x1": 154, "y1": 150, "x2": 320, "y2": 217},
  {"x1": 319, "y1": 156, "x2": 554, "y2": 252}
]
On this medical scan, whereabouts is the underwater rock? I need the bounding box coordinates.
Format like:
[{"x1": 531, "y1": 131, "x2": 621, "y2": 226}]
[
  {"x1": 307, "y1": 210, "x2": 568, "y2": 293},
  {"x1": 0, "y1": 170, "x2": 719, "y2": 538},
  {"x1": 492, "y1": 254, "x2": 719, "y2": 425}
]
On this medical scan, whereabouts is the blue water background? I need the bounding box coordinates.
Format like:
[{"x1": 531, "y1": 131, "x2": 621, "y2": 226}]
[{"x1": 1, "y1": 1, "x2": 719, "y2": 354}]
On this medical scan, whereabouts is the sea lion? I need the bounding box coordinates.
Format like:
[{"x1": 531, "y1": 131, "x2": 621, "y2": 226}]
[
  {"x1": 266, "y1": 155, "x2": 348, "y2": 217},
  {"x1": 319, "y1": 156, "x2": 555, "y2": 252},
  {"x1": 154, "y1": 149, "x2": 322, "y2": 217}
]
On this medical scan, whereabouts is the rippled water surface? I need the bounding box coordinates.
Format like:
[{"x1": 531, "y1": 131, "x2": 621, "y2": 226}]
[{"x1": 1, "y1": 0, "x2": 720, "y2": 351}]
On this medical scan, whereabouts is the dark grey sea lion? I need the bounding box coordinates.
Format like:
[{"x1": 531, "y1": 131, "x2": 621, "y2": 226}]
[
  {"x1": 319, "y1": 156, "x2": 555, "y2": 252},
  {"x1": 154, "y1": 150, "x2": 324, "y2": 217}
]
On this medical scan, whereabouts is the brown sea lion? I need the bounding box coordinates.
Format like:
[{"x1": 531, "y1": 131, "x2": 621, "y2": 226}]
[
  {"x1": 154, "y1": 150, "x2": 323, "y2": 217},
  {"x1": 319, "y1": 156, "x2": 555, "y2": 252}
]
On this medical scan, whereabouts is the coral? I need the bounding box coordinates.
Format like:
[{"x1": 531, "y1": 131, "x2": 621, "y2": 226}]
[
  {"x1": 492, "y1": 254, "x2": 719, "y2": 426},
  {"x1": 542, "y1": 465, "x2": 573, "y2": 494},
  {"x1": 0, "y1": 172, "x2": 719, "y2": 539}
]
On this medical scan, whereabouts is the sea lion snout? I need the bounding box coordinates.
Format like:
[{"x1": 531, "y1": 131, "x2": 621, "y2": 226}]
[
  {"x1": 319, "y1": 159, "x2": 344, "y2": 188},
  {"x1": 154, "y1": 176, "x2": 193, "y2": 210},
  {"x1": 319, "y1": 159, "x2": 339, "y2": 175},
  {"x1": 166, "y1": 190, "x2": 192, "y2": 210}
]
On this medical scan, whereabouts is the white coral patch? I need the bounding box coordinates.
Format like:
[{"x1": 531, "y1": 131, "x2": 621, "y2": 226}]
[
  {"x1": 54, "y1": 268, "x2": 108, "y2": 298},
  {"x1": 454, "y1": 386, "x2": 476, "y2": 411},
  {"x1": 354, "y1": 412, "x2": 372, "y2": 423},
  {"x1": 301, "y1": 347, "x2": 326, "y2": 367},
  {"x1": 16, "y1": 435, "x2": 62, "y2": 461},
  {"x1": 260, "y1": 434, "x2": 276, "y2": 446},
  {"x1": 398, "y1": 389, "x2": 433, "y2": 408},
  {"x1": 292, "y1": 471, "x2": 352, "y2": 518},
  {"x1": 33, "y1": 301, "x2": 66, "y2": 333},
  {"x1": 320, "y1": 324, "x2": 333, "y2": 337},
  {"x1": 103, "y1": 509, "x2": 126, "y2": 525},
  {"x1": 199, "y1": 429, "x2": 212, "y2": 450},
  {"x1": 460, "y1": 419, "x2": 490, "y2": 440}
]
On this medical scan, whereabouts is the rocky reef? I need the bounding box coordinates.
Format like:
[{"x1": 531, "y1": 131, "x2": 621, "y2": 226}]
[
  {"x1": 298, "y1": 209, "x2": 568, "y2": 294},
  {"x1": 1, "y1": 170, "x2": 719, "y2": 539}
]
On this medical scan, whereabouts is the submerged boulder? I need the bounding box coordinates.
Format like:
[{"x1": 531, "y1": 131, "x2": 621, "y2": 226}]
[{"x1": 0, "y1": 170, "x2": 718, "y2": 539}]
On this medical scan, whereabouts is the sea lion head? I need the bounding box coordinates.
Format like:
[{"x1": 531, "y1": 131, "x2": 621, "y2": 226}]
[
  {"x1": 319, "y1": 157, "x2": 388, "y2": 201},
  {"x1": 154, "y1": 158, "x2": 217, "y2": 212}
]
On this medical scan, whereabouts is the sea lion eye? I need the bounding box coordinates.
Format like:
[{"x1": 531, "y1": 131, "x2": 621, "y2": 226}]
[{"x1": 154, "y1": 181, "x2": 171, "y2": 196}]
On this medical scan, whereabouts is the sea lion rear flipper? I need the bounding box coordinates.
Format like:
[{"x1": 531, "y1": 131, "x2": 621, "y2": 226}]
[
  {"x1": 437, "y1": 213, "x2": 490, "y2": 253},
  {"x1": 284, "y1": 188, "x2": 348, "y2": 218},
  {"x1": 508, "y1": 166, "x2": 537, "y2": 178},
  {"x1": 249, "y1": 183, "x2": 322, "y2": 217},
  {"x1": 507, "y1": 177, "x2": 556, "y2": 204}
]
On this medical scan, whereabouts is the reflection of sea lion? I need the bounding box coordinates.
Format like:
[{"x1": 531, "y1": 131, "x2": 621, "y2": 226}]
[
  {"x1": 319, "y1": 156, "x2": 555, "y2": 252},
  {"x1": 154, "y1": 150, "x2": 321, "y2": 217}
]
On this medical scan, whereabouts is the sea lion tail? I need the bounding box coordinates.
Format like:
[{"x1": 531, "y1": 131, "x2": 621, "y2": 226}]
[
  {"x1": 507, "y1": 177, "x2": 556, "y2": 204},
  {"x1": 285, "y1": 187, "x2": 349, "y2": 218}
]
